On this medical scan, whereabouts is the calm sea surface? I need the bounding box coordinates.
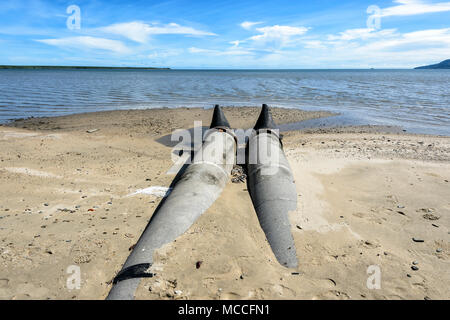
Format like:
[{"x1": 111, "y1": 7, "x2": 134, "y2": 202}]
[{"x1": 0, "y1": 69, "x2": 448, "y2": 135}]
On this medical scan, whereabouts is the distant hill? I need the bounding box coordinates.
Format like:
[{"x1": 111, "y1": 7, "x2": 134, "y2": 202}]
[
  {"x1": 415, "y1": 59, "x2": 450, "y2": 69},
  {"x1": 0, "y1": 65, "x2": 170, "y2": 70}
]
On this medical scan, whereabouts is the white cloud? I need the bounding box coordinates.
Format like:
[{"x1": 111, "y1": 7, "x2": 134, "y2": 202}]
[
  {"x1": 188, "y1": 47, "x2": 213, "y2": 54},
  {"x1": 327, "y1": 28, "x2": 398, "y2": 41},
  {"x1": 381, "y1": 0, "x2": 450, "y2": 17},
  {"x1": 249, "y1": 26, "x2": 450, "y2": 68},
  {"x1": 249, "y1": 25, "x2": 309, "y2": 48},
  {"x1": 101, "y1": 21, "x2": 216, "y2": 43},
  {"x1": 306, "y1": 27, "x2": 450, "y2": 68},
  {"x1": 240, "y1": 21, "x2": 263, "y2": 30},
  {"x1": 36, "y1": 36, "x2": 130, "y2": 54},
  {"x1": 361, "y1": 27, "x2": 450, "y2": 51},
  {"x1": 188, "y1": 47, "x2": 253, "y2": 56},
  {"x1": 303, "y1": 40, "x2": 326, "y2": 49},
  {"x1": 229, "y1": 40, "x2": 241, "y2": 47},
  {"x1": 147, "y1": 49, "x2": 183, "y2": 59}
]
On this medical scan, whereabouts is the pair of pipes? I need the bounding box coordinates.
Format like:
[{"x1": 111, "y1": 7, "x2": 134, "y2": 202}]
[{"x1": 107, "y1": 104, "x2": 298, "y2": 300}]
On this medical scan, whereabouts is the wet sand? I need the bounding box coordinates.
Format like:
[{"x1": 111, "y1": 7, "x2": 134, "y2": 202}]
[{"x1": 0, "y1": 107, "x2": 448, "y2": 300}]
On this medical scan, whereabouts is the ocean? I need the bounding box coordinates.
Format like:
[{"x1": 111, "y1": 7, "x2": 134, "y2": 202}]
[{"x1": 0, "y1": 69, "x2": 448, "y2": 135}]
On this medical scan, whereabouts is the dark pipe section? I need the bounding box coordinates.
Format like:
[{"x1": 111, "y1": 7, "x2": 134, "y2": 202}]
[
  {"x1": 210, "y1": 104, "x2": 231, "y2": 129},
  {"x1": 254, "y1": 104, "x2": 277, "y2": 131}
]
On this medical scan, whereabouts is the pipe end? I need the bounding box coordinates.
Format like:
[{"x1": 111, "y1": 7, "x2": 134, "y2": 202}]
[
  {"x1": 254, "y1": 104, "x2": 277, "y2": 130},
  {"x1": 210, "y1": 104, "x2": 231, "y2": 129}
]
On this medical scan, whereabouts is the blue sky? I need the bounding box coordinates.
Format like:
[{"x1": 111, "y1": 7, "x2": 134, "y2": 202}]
[{"x1": 0, "y1": 0, "x2": 449, "y2": 68}]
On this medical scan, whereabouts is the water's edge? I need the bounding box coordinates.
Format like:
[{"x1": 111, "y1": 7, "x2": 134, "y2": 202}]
[{"x1": 1, "y1": 69, "x2": 448, "y2": 135}]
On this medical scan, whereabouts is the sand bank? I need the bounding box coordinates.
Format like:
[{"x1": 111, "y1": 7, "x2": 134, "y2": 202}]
[{"x1": 0, "y1": 107, "x2": 448, "y2": 300}]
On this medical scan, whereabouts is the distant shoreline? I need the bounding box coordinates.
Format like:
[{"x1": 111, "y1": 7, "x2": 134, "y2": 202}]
[
  {"x1": 414, "y1": 59, "x2": 450, "y2": 70},
  {"x1": 0, "y1": 65, "x2": 171, "y2": 70},
  {"x1": 0, "y1": 66, "x2": 430, "y2": 71}
]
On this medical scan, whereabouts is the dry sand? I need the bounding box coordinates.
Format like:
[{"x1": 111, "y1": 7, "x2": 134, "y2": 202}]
[{"x1": 0, "y1": 107, "x2": 448, "y2": 300}]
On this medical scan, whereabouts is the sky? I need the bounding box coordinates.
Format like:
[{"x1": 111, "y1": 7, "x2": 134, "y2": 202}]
[{"x1": 0, "y1": 0, "x2": 449, "y2": 68}]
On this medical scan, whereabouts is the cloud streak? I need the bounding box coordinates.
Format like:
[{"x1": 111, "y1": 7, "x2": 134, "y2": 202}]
[
  {"x1": 36, "y1": 36, "x2": 130, "y2": 54},
  {"x1": 100, "y1": 21, "x2": 216, "y2": 43},
  {"x1": 248, "y1": 25, "x2": 309, "y2": 48},
  {"x1": 327, "y1": 28, "x2": 398, "y2": 41},
  {"x1": 361, "y1": 27, "x2": 450, "y2": 51},
  {"x1": 188, "y1": 47, "x2": 253, "y2": 56},
  {"x1": 240, "y1": 21, "x2": 263, "y2": 30},
  {"x1": 381, "y1": 0, "x2": 450, "y2": 17}
]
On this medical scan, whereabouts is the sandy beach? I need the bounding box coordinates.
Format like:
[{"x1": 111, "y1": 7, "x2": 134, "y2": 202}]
[{"x1": 0, "y1": 107, "x2": 448, "y2": 300}]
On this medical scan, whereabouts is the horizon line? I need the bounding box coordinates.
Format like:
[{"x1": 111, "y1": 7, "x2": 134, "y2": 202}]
[{"x1": 0, "y1": 65, "x2": 420, "y2": 70}]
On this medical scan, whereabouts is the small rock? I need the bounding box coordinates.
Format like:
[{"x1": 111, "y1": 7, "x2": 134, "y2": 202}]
[
  {"x1": 412, "y1": 238, "x2": 424, "y2": 243},
  {"x1": 86, "y1": 129, "x2": 99, "y2": 133},
  {"x1": 44, "y1": 203, "x2": 49, "y2": 207},
  {"x1": 174, "y1": 290, "x2": 182, "y2": 295},
  {"x1": 436, "y1": 248, "x2": 442, "y2": 253},
  {"x1": 397, "y1": 205, "x2": 405, "y2": 209},
  {"x1": 196, "y1": 261, "x2": 203, "y2": 269},
  {"x1": 407, "y1": 274, "x2": 411, "y2": 278},
  {"x1": 412, "y1": 261, "x2": 419, "y2": 265},
  {"x1": 423, "y1": 213, "x2": 440, "y2": 221},
  {"x1": 411, "y1": 266, "x2": 419, "y2": 271}
]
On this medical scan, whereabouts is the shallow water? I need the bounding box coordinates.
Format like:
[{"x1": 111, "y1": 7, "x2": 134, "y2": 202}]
[{"x1": 0, "y1": 69, "x2": 448, "y2": 135}]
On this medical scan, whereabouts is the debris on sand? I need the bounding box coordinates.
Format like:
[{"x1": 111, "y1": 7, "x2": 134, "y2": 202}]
[
  {"x1": 422, "y1": 213, "x2": 440, "y2": 221},
  {"x1": 128, "y1": 186, "x2": 172, "y2": 198},
  {"x1": 231, "y1": 165, "x2": 247, "y2": 183}
]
